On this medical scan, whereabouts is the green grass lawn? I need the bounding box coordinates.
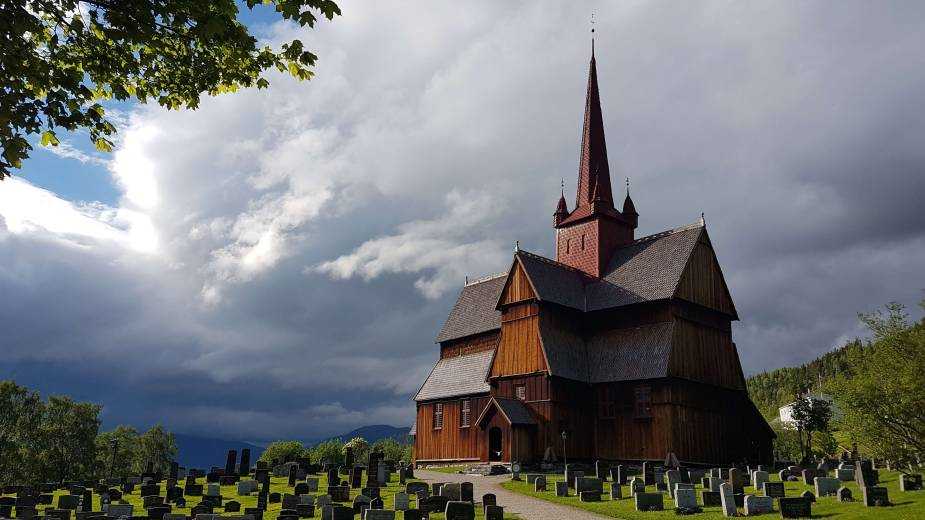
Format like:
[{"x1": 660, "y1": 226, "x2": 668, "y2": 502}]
[
  {"x1": 501, "y1": 469, "x2": 925, "y2": 519},
  {"x1": 418, "y1": 465, "x2": 469, "y2": 475},
  {"x1": 7, "y1": 471, "x2": 517, "y2": 520}
]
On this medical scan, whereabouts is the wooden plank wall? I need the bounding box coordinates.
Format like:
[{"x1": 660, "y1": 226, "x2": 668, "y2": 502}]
[
  {"x1": 593, "y1": 381, "x2": 673, "y2": 461},
  {"x1": 675, "y1": 239, "x2": 736, "y2": 317},
  {"x1": 414, "y1": 396, "x2": 489, "y2": 462},
  {"x1": 669, "y1": 318, "x2": 744, "y2": 390},
  {"x1": 501, "y1": 262, "x2": 535, "y2": 305},
  {"x1": 489, "y1": 303, "x2": 546, "y2": 378},
  {"x1": 440, "y1": 331, "x2": 499, "y2": 359}
]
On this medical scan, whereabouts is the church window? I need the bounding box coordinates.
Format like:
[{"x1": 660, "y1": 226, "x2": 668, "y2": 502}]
[
  {"x1": 460, "y1": 399, "x2": 471, "y2": 428},
  {"x1": 600, "y1": 386, "x2": 617, "y2": 418},
  {"x1": 581, "y1": 234, "x2": 585, "y2": 250},
  {"x1": 515, "y1": 385, "x2": 526, "y2": 401},
  {"x1": 565, "y1": 239, "x2": 570, "y2": 254},
  {"x1": 433, "y1": 403, "x2": 444, "y2": 429},
  {"x1": 634, "y1": 385, "x2": 652, "y2": 419}
]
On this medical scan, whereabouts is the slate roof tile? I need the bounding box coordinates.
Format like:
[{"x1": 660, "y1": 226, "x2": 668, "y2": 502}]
[{"x1": 413, "y1": 350, "x2": 492, "y2": 401}]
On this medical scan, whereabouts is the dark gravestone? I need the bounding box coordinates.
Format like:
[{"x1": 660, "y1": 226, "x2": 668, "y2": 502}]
[
  {"x1": 700, "y1": 490, "x2": 721, "y2": 506},
  {"x1": 327, "y1": 486, "x2": 349, "y2": 503},
  {"x1": 482, "y1": 493, "x2": 497, "y2": 507},
  {"x1": 294, "y1": 483, "x2": 310, "y2": 495},
  {"x1": 351, "y1": 467, "x2": 363, "y2": 489},
  {"x1": 256, "y1": 492, "x2": 268, "y2": 512},
  {"x1": 595, "y1": 460, "x2": 608, "y2": 481},
  {"x1": 330, "y1": 506, "x2": 353, "y2": 520},
  {"x1": 862, "y1": 486, "x2": 890, "y2": 507},
  {"x1": 856, "y1": 460, "x2": 879, "y2": 487},
  {"x1": 370, "y1": 496, "x2": 383, "y2": 509},
  {"x1": 269, "y1": 492, "x2": 282, "y2": 504},
  {"x1": 57, "y1": 495, "x2": 80, "y2": 510},
  {"x1": 441, "y1": 483, "x2": 461, "y2": 501},
  {"x1": 225, "y1": 450, "x2": 237, "y2": 475},
  {"x1": 143, "y1": 496, "x2": 164, "y2": 508},
  {"x1": 406, "y1": 482, "x2": 428, "y2": 497},
  {"x1": 289, "y1": 465, "x2": 299, "y2": 487},
  {"x1": 80, "y1": 490, "x2": 92, "y2": 512},
  {"x1": 140, "y1": 484, "x2": 160, "y2": 497},
  {"x1": 460, "y1": 482, "x2": 474, "y2": 502},
  {"x1": 244, "y1": 508, "x2": 263, "y2": 520},
  {"x1": 190, "y1": 504, "x2": 212, "y2": 516},
  {"x1": 351, "y1": 495, "x2": 371, "y2": 515},
  {"x1": 46, "y1": 510, "x2": 72, "y2": 520},
  {"x1": 837, "y1": 487, "x2": 853, "y2": 502},
  {"x1": 642, "y1": 461, "x2": 654, "y2": 486},
  {"x1": 611, "y1": 465, "x2": 625, "y2": 485},
  {"x1": 402, "y1": 510, "x2": 425, "y2": 520},
  {"x1": 763, "y1": 481, "x2": 785, "y2": 498},
  {"x1": 361, "y1": 487, "x2": 380, "y2": 500},
  {"x1": 800, "y1": 490, "x2": 815, "y2": 503},
  {"x1": 900, "y1": 474, "x2": 923, "y2": 492},
  {"x1": 634, "y1": 492, "x2": 664, "y2": 511},
  {"x1": 580, "y1": 491, "x2": 601, "y2": 502},
  {"x1": 418, "y1": 495, "x2": 449, "y2": 514},
  {"x1": 779, "y1": 497, "x2": 812, "y2": 518},
  {"x1": 239, "y1": 449, "x2": 251, "y2": 476},
  {"x1": 169, "y1": 462, "x2": 179, "y2": 480},
  {"x1": 484, "y1": 505, "x2": 503, "y2": 520},
  {"x1": 146, "y1": 506, "x2": 170, "y2": 520},
  {"x1": 283, "y1": 494, "x2": 299, "y2": 510},
  {"x1": 344, "y1": 448, "x2": 354, "y2": 470},
  {"x1": 296, "y1": 504, "x2": 314, "y2": 518},
  {"x1": 444, "y1": 501, "x2": 474, "y2": 520}
]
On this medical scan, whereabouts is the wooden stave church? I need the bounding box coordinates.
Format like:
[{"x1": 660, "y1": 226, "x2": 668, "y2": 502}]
[{"x1": 411, "y1": 48, "x2": 774, "y2": 467}]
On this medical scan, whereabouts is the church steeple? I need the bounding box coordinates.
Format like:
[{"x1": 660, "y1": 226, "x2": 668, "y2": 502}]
[
  {"x1": 553, "y1": 43, "x2": 637, "y2": 278},
  {"x1": 575, "y1": 47, "x2": 614, "y2": 211}
]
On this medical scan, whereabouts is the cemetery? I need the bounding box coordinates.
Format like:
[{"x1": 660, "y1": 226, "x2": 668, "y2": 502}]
[
  {"x1": 497, "y1": 459, "x2": 924, "y2": 519},
  {"x1": 0, "y1": 451, "x2": 518, "y2": 520}
]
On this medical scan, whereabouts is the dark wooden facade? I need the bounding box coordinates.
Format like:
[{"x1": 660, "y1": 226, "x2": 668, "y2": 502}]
[{"x1": 413, "y1": 48, "x2": 773, "y2": 467}]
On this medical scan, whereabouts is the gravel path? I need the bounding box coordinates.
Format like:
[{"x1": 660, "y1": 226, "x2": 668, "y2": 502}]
[{"x1": 415, "y1": 469, "x2": 611, "y2": 520}]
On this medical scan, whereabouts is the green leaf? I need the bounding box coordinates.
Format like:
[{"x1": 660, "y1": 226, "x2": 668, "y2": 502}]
[{"x1": 41, "y1": 131, "x2": 60, "y2": 147}]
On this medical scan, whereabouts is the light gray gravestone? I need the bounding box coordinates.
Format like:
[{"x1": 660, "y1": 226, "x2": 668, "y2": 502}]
[
  {"x1": 815, "y1": 477, "x2": 840, "y2": 497},
  {"x1": 674, "y1": 487, "x2": 698, "y2": 510},
  {"x1": 744, "y1": 495, "x2": 773, "y2": 515},
  {"x1": 719, "y1": 482, "x2": 737, "y2": 517}
]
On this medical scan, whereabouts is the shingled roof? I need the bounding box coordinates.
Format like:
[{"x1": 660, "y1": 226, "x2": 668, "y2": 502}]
[
  {"x1": 435, "y1": 274, "x2": 505, "y2": 343},
  {"x1": 475, "y1": 397, "x2": 537, "y2": 426},
  {"x1": 414, "y1": 349, "x2": 492, "y2": 402},
  {"x1": 586, "y1": 322, "x2": 675, "y2": 382}
]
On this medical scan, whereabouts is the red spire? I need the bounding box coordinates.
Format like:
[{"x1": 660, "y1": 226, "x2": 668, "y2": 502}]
[{"x1": 575, "y1": 47, "x2": 613, "y2": 211}]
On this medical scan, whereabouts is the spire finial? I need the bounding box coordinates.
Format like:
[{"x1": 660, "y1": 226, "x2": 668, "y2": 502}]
[
  {"x1": 626, "y1": 177, "x2": 630, "y2": 194},
  {"x1": 590, "y1": 12, "x2": 596, "y2": 57},
  {"x1": 514, "y1": 240, "x2": 520, "y2": 252},
  {"x1": 700, "y1": 212, "x2": 706, "y2": 226},
  {"x1": 561, "y1": 178, "x2": 565, "y2": 196}
]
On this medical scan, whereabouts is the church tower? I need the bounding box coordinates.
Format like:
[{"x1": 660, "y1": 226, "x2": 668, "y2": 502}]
[{"x1": 554, "y1": 46, "x2": 637, "y2": 277}]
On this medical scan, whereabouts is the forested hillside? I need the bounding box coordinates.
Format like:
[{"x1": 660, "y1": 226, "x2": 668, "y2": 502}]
[{"x1": 746, "y1": 339, "x2": 863, "y2": 419}]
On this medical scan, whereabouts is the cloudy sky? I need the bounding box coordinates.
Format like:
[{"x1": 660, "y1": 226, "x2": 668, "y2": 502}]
[{"x1": 2, "y1": 1, "x2": 924, "y2": 441}]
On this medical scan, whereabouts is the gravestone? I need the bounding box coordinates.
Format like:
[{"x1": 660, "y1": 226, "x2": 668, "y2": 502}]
[
  {"x1": 344, "y1": 448, "x2": 354, "y2": 470},
  {"x1": 752, "y1": 470, "x2": 769, "y2": 491},
  {"x1": 351, "y1": 467, "x2": 363, "y2": 489},
  {"x1": 351, "y1": 495, "x2": 371, "y2": 516},
  {"x1": 143, "y1": 495, "x2": 164, "y2": 508},
  {"x1": 701, "y1": 491, "x2": 721, "y2": 506},
  {"x1": 634, "y1": 492, "x2": 663, "y2": 511},
  {"x1": 674, "y1": 487, "x2": 698, "y2": 510},
  {"x1": 239, "y1": 449, "x2": 251, "y2": 476},
  {"x1": 706, "y1": 476, "x2": 721, "y2": 492},
  {"x1": 900, "y1": 474, "x2": 923, "y2": 492},
  {"x1": 861, "y1": 486, "x2": 889, "y2": 507},
  {"x1": 855, "y1": 460, "x2": 878, "y2": 487},
  {"x1": 744, "y1": 495, "x2": 773, "y2": 515},
  {"x1": 611, "y1": 465, "x2": 625, "y2": 485},
  {"x1": 778, "y1": 469, "x2": 789, "y2": 482},
  {"x1": 533, "y1": 475, "x2": 546, "y2": 492},
  {"x1": 554, "y1": 481, "x2": 568, "y2": 497},
  {"x1": 762, "y1": 481, "x2": 785, "y2": 498},
  {"x1": 294, "y1": 483, "x2": 309, "y2": 495},
  {"x1": 576, "y1": 477, "x2": 603, "y2": 495},
  {"x1": 629, "y1": 477, "x2": 645, "y2": 495},
  {"x1": 610, "y1": 482, "x2": 622, "y2": 500},
  {"x1": 482, "y1": 493, "x2": 496, "y2": 507},
  {"x1": 728, "y1": 468, "x2": 744, "y2": 493},
  {"x1": 225, "y1": 450, "x2": 237, "y2": 476},
  {"x1": 205, "y1": 484, "x2": 221, "y2": 497},
  {"x1": 283, "y1": 494, "x2": 299, "y2": 510},
  {"x1": 800, "y1": 490, "x2": 815, "y2": 503},
  {"x1": 837, "y1": 487, "x2": 853, "y2": 502},
  {"x1": 461, "y1": 482, "x2": 473, "y2": 502},
  {"x1": 330, "y1": 505, "x2": 352, "y2": 520},
  {"x1": 441, "y1": 483, "x2": 461, "y2": 501},
  {"x1": 719, "y1": 482, "x2": 736, "y2": 517},
  {"x1": 327, "y1": 486, "x2": 349, "y2": 503},
  {"x1": 564, "y1": 466, "x2": 583, "y2": 489},
  {"x1": 362, "y1": 487, "x2": 380, "y2": 499},
  {"x1": 418, "y1": 496, "x2": 449, "y2": 514},
  {"x1": 289, "y1": 465, "x2": 298, "y2": 487},
  {"x1": 595, "y1": 460, "x2": 607, "y2": 481},
  {"x1": 393, "y1": 492, "x2": 409, "y2": 511},
  {"x1": 484, "y1": 505, "x2": 503, "y2": 520},
  {"x1": 107, "y1": 505, "x2": 134, "y2": 519},
  {"x1": 57, "y1": 496, "x2": 80, "y2": 510},
  {"x1": 300, "y1": 495, "x2": 315, "y2": 506},
  {"x1": 364, "y1": 511, "x2": 394, "y2": 520},
  {"x1": 801, "y1": 469, "x2": 816, "y2": 486},
  {"x1": 778, "y1": 497, "x2": 811, "y2": 518},
  {"x1": 836, "y1": 468, "x2": 854, "y2": 482},
  {"x1": 665, "y1": 469, "x2": 680, "y2": 498},
  {"x1": 815, "y1": 476, "x2": 839, "y2": 496},
  {"x1": 443, "y1": 501, "x2": 474, "y2": 520},
  {"x1": 405, "y1": 482, "x2": 428, "y2": 497},
  {"x1": 642, "y1": 461, "x2": 654, "y2": 486},
  {"x1": 377, "y1": 463, "x2": 387, "y2": 486},
  {"x1": 402, "y1": 510, "x2": 425, "y2": 520},
  {"x1": 370, "y1": 496, "x2": 383, "y2": 510},
  {"x1": 305, "y1": 477, "x2": 319, "y2": 493},
  {"x1": 244, "y1": 508, "x2": 263, "y2": 520},
  {"x1": 315, "y1": 495, "x2": 332, "y2": 509},
  {"x1": 580, "y1": 490, "x2": 601, "y2": 502}
]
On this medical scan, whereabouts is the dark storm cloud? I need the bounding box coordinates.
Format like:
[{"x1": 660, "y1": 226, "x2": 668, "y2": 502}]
[{"x1": 1, "y1": 1, "x2": 924, "y2": 440}]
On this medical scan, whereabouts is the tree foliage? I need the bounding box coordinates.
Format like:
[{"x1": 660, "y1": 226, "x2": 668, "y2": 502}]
[
  {"x1": 790, "y1": 395, "x2": 833, "y2": 461},
  {"x1": 1, "y1": 0, "x2": 340, "y2": 178},
  {"x1": 830, "y1": 301, "x2": 925, "y2": 466},
  {"x1": 94, "y1": 423, "x2": 178, "y2": 477},
  {"x1": 344, "y1": 436, "x2": 369, "y2": 464},
  {"x1": 259, "y1": 440, "x2": 308, "y2": 465},
  {"x1": 309, "y1": 438, "x2": 343, "y2": 466}
]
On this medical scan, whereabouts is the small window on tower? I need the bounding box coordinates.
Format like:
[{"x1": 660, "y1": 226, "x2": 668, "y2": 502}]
[
  {"x1": 433, "y1": 402, "x2": 444, "y2": 429},
  {"x1": 515, "y1": 385, "x2": 526, "y2": 401},
  {"x1": 565, "y1": 239, "x2": 570, "y2": 254},
  {"x1": 581, "y1": 234, "x2": 586, "y2": 250},
  {"x1": 460, "y1": 399, "x2": 471, "y2": 428}
]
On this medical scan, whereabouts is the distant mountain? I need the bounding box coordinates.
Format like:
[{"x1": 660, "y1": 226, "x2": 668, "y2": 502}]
[
  {"x1": 316, "y1": 425, "x2": 411, "y2": 445},
  {"x1": 174, "y1": 434, "x2": 264, "y2": 469}
]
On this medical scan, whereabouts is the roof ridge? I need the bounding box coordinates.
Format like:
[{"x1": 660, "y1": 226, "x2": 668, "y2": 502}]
[
  {"x1": 516, "y1": 249, "x2": 596, "y2": 280},
  {"x1": 631, "y1": 219, "x2": 704, "y2": 245},
  {"x1": 464, "y1": 272, "x2": 507, "y2": 286}
]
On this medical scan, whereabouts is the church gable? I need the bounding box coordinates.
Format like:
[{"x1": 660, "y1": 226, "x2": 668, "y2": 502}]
[
  {"x1": 673, "y1": 231, "x2": 738, "y2": 319},
  {"x1": 499, "y1": 260, "x2": 537, "y2": 306}
]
